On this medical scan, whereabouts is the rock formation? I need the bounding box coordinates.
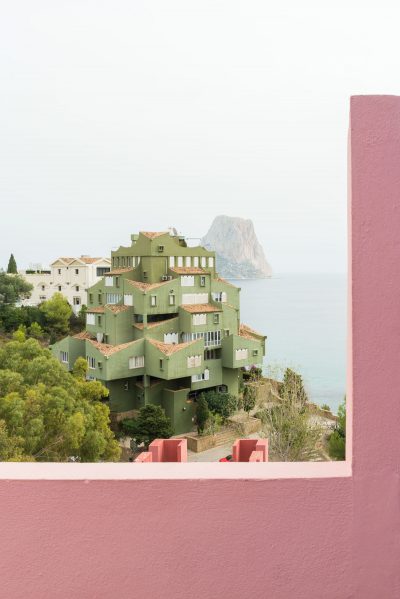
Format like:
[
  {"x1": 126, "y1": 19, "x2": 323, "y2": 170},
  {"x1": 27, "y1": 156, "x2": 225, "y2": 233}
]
[{"x1": 201, "y1": 215, "x2": 272, "y2": 279}]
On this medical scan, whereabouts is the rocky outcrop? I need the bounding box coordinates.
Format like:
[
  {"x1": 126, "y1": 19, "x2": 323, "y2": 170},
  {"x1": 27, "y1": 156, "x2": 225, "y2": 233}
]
[{"x1": 201, "y1": 215, "x2": 272, "y2": 279}]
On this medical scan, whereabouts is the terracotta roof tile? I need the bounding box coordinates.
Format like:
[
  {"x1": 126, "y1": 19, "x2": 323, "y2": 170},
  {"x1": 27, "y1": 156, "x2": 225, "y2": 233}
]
[
  {"x1": 125, "y1": 279, "x2": 170, "y2": 292},
  {"x1": 105, "y1": 304, "x2": 130, "y2": 314},
  {"x1": 133, "y1": 317, "x2": 178, "y2": 330},
  {"x1": 239, "y1": 323, "x2": 265, "y2": 339},
  {"x1": 147, "y1": 338, "x2": 199, "y2": 356},
  {"x1": 181, "y1": 303, "x2": 222, "y2": 313},
  {"x1": 140, "y1": 231, "x2": 169, "y2": 240},
  {"x1": 78, "y1": 257, "x2": 106, "y2": 264},
  {"x1": 107, "y1": 267, "x2": 133, "y2": 275},
  {"x1": 170, "y1": 267, "x2": 206, "y2": 274},
  {"x1": 87, "y1": 306, "x2": 105, "y2": 314},
  {"x1": 73, "y1": 331, "x2": 95, "y2": 340},
  {"x1": 87, "y1": 339, "x2": 141, "y2": 357}
]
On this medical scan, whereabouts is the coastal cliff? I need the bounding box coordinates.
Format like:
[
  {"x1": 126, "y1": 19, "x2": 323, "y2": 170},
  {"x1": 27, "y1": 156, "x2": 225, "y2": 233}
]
[{"x1": 201, "y1": 215, "x2": 272, "y2": 279}]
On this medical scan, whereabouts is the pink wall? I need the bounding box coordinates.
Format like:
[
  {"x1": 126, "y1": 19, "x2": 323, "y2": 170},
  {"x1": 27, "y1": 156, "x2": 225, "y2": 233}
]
[
  {"x1": 232, "y1": 438, "x2": 268, "y2": 462},
  {"x1": 149, "y1": 439, "x2": 188, "y2": 462},
  {"x1": 0, "y1": 96, "x2": 399, "y2": 598}
]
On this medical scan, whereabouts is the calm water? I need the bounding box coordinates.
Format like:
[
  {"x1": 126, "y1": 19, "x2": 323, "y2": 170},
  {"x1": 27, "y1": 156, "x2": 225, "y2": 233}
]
[{"x1": 235, "y1": 274, "x2": 347, "y2": 413}]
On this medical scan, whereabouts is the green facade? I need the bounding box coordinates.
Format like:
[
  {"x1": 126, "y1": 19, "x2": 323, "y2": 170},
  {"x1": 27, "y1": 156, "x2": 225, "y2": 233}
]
[{"x1": 52, "y1": 231, "x2": 266, "y2": 434}]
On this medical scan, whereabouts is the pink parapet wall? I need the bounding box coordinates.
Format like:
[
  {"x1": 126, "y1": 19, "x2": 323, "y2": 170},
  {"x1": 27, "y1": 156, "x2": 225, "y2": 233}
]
[
  {"x1": 0, "y1": 96, "x2": 400, "y2": 599},
  {"x1": 232, "y1": 439, "x2": 268, "y2": 462},
  {"x1": 134, "y1": 439, "x2": 188, "y2": 462}
]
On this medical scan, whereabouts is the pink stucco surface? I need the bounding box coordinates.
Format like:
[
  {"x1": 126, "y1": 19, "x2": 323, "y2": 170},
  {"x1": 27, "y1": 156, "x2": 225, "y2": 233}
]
[
  {"x1": 232, "y1": 438, "x2": 268, "y2": 462},
  {"x1": 149, "y1": 438, "x2": 188, "y2": 462},
  {"x1": 0, "y1": 96, "x2": 399, "y2": 598}
]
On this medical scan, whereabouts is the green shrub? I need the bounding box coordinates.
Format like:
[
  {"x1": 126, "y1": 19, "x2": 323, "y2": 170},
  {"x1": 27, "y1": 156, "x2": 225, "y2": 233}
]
[{"x1": 203, "y1": 390, "x2": 237, "y2": 421}]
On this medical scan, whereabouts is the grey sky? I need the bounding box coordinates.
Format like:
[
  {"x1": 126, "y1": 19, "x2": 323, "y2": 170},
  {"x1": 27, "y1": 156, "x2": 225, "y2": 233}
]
[{"x1": 0, "y1": 1, "x2": 398, "y2": 273}]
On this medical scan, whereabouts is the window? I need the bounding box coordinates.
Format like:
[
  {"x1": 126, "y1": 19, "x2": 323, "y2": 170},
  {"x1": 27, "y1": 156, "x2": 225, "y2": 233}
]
[
  {"x1": 76, "y1": 286, "x2": 79, "y2": 291},
  {"x1": 193, "y1": 257, "x2": 199, "y2": 267},
  {"x1": 73, "y1": 297, "x2": 81, "y2": 306},
  {"x1": 150, "y1": 295, "x2": 157, "y2": 307},
  {"x1": 182, "y1": 331, "x2": 221, "y2": 346},
  {"x1": 106, "y1": 293, "x2": 122, "y2": 304},
  {"x1": 208, "y1": 257, "x2": 214, "y2": 267},
  {"x1": 89, "y1": 294, "x2": 93, "y2": 304},
  {"x1": 41, "y1": 285, "x2": 45, "y2": 291},
  {"x1": 204, "y1": 348, "x2": 221, "y2": 360},
  {"x1": 58, "y1": 285, "x2": 62, "y2": 292},
  {"x1": 58, "y1": 269, "x2": 61, "y2": 275},
  {"x1": 129, "y1": 355, "x2": 145, "y2": 369},
  {"x1": 87, "y1": 356, "x2": 96, "y2": 370},
  {"x1": 212, "y1": 291, "x2": 227, "y2": 303},
  {"x1": 86, "y1": 313, "x2": 95, "y2": 325},
  {"x1": 235, "y1": 348, "x2": 249, "y2": 360},
  {"x1": 213, "y1": 313, "x2": 219, "y2": 324},
  {"x1": 159, "y1": 359, "x2": 164, "y2": 370},
  {"x1": 182, "y1": 293, "x2": 208, "y2": 304},
  {"x1": 97, "y1": 316, "x2": 102, "y2": 326},
  {"x1": 192, "y1": 368, "x2": 210, "y2": 382},
  {"x1": 96, "y1": 267, "x2": 110, "y2": 277},
  {"x1": 39, "y1": 295, "x2": 46, "y2": 301},
  {"x1": 75, "y1": 269, "x2": 79, "y2": 275},
  {"x1": 60, "y1": 351, "x2": 69, "y2": 363},
  {"x1": 164, "y1": 332, "x2": 179, "y2": 344},
  {"x1": 169, "y1": 256, "x2": 175, "y2": 268},
  {"x1": 224, "y1": 329, "x2": 230, "y2": 336},
  {"x1": 187, "y1": 355, "x2": 202, "y2": 368},
  {"x1": 158, "y1": 245, "x2": 164, "y2": 252},
  {"x1": 193, "y1": 313, "x2": 207, "y2": 326},
  {"x1": 181, "y1": 275, "x2": 194, "y2": 287},
  {"x1": 253, "y1": 349, "x2": 259, "y2": 356},
  {"x1": 169, "y1": 294, "x2": 175, "y2": 306},
  {"x1": 185, "y1": 256, "x2": 191, "y2": 267},
  {"x1": 124, "y1": 294, "x2": 133, "y2": 306},
  {"x1": 201, "y1": 257, "x2": 206, "y2": 267},
  {"x1": 177, "y1": 257, "x2": 183, "y2": 267},
  {"x1": 200, "y1": 276, "x2": 206, "y2": 287},
  {"x1": 115, "y1": 277, "x2": 120, "y2": 288},
  {"x1": 143, "y1": 271, "x2": 148, "y2": 280},
  {"x1": 98, "y1": 293, "x2": 102, "y2": 304},
  {"x1": 105, "y1": 276, "x2": 113, "y2": 287}
]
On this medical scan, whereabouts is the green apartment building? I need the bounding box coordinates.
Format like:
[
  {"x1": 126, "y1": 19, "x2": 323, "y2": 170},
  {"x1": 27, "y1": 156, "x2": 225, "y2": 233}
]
[{"x1": 52, "y1": 231, "x2": 266, "y2": 434}]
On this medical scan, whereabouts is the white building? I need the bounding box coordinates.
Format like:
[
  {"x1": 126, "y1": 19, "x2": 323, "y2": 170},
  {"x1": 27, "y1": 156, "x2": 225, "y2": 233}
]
[{"x1": 19, "y1": 256, "x2": 111, "y2": 314}]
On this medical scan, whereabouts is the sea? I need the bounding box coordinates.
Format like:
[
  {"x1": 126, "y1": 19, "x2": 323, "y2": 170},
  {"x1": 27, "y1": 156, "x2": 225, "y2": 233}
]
[{"x1": 234, "y1": 274, "x2": 347, "y2": 414}]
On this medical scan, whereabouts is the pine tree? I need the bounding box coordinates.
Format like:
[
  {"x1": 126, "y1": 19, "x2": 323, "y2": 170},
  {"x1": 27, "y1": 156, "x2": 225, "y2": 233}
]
[
  {"x1": 7, "y1": 254, "x2": 17, "y2": 274},
  {"x1": 196, "y1": 394, "x2": 210, "y2": 434}
]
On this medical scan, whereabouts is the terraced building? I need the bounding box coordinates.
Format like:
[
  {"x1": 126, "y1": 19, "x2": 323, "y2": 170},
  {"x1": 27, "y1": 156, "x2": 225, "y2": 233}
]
[{"x1": 52, "y1": 231, "x2": 266, "y2": 434}]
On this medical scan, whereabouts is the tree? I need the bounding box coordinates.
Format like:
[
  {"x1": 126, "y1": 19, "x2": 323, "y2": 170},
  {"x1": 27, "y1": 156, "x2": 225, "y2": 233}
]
[
  {"x1": 203, "y1": 390, "x2": 237, "y2": 421},
  {"x1": 7, "y1": 254, "x2": 17, "y2": 274},
  {"x1": 40, "y1": 292, "x2": 72, "y2": 339},
  {"x1": 242, "y1": 384, "x2": 256, "y2": 416},
  {"x1": 121, "y1": 405, "x2": 174, "y2": 448},
  {"x1": 260, "y1": 375, "x2": 322, "y2": 461},
  {"x1": 0, "y1": 337, "x2": 120, "y2": 462},
  {"x1": 69, "y1": 305, "x2": 87, "y2": 334},
  {"x1": 0, "y1": 272, "x2": 32, "y2": 305},
  {"x1": 328, "y1": 399, "x2": 346, "y2": 460},
  {"x1": 28, "y1": 321, "x2": 44, "y2": 339},
  {"x1": 195, "y1": 394, "x2": 210, "y2": 435},
  {"x1": 279, "y1": 368, "x2": 309, "y2": 409},
  {"x1": 72, "y1": 357, "x2": 88, "y2": 379}
]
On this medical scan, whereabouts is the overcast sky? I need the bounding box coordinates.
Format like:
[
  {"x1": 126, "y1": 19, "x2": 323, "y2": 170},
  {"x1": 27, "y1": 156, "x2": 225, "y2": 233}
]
[{"x1": 1, "y1": 1, "x2": 399, "y2": 273}]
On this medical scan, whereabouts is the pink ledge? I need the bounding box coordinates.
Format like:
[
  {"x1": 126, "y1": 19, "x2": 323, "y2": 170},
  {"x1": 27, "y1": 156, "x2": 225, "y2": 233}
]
[{"x1": 0, "y1": 460, "x2": 350, "y2": 480}]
